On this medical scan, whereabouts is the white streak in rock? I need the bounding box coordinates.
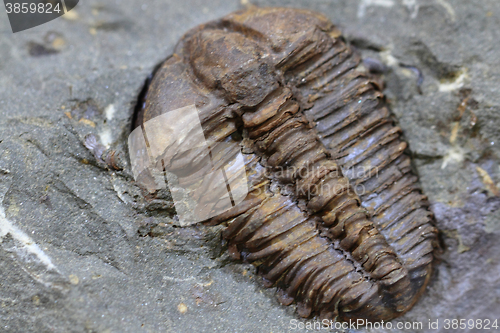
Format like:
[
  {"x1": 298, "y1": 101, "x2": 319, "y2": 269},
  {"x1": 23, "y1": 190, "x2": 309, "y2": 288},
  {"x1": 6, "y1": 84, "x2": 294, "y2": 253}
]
[
  {"x1": 100, "y1": 127, "x2": 113, "y2": 149},
  {"x1": 358, "y1": 0, "x2": 395, "y2": 18},
  {"x1": 380, "y1": 49, "x2": 399, "y2": 67},
  {"x1": 439, "y1": 70, "x2": 468, "y2": 92},
  {"x1": 0, "y1": 206, "x2": 56, "y2": 271},
  {"x1": 162, "y1": 275, "x2": 196, "y2": 282},
  {"x1": 402, "y1": 0, "x2": 419, "y2": 19},
  {"x1": 441, "y1": 145, "x2": 465, "y2": 169},
  {"x1": 435, "y1": 0, "x2": 456, "y2": 22},
  {"x1": 100, "y1": 104, "x2": 116, "y2": 148},
  {"x1": 105, "y1": 104, "x2": 116, "y2": 121},
  {"x1": 0, "y1": 205, "x2": 69, "y2": 290}
]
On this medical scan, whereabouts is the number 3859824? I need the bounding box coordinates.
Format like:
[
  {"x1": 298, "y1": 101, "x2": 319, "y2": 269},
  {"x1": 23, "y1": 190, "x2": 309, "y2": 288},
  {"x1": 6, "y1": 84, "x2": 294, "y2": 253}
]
[
  {"x1": 444, "y1": 319, "x2": 498, "y2": 330},
  {"x1": 5, "y1": 2, "x2": 62, "y2": 14}
]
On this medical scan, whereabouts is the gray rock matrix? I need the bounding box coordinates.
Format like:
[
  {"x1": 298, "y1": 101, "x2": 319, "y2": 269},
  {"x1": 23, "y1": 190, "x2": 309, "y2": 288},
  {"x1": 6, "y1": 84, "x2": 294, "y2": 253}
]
[{"x1": 0, "y1": 0, "x2": 498, "y2": 332}]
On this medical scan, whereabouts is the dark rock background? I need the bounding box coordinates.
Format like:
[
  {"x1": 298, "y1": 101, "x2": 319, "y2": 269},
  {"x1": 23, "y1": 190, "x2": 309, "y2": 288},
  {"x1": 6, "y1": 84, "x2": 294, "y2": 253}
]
[{"x1": 0, "y1": 0, "x2": 499, "y2": 332}]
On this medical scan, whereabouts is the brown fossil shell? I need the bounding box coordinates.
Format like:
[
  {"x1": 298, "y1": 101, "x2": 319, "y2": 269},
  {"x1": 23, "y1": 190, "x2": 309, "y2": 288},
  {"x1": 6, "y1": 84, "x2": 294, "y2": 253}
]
[{"x1": 133, "y1": 6, "x2": 438, "y2": 322}]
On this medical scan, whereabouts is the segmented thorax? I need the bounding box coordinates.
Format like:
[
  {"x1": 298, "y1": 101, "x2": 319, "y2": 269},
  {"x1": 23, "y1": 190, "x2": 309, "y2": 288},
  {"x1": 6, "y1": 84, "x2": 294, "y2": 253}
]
[{"x1": 136, "y1": 7, "x2": 438, "y2": 322}]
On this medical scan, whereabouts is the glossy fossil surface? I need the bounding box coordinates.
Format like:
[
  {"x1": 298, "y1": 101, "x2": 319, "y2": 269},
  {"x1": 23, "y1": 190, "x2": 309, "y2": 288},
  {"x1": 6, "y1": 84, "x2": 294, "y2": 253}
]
[{"x1": 135, "y1": 6, "x2": 438, "y2": 322}]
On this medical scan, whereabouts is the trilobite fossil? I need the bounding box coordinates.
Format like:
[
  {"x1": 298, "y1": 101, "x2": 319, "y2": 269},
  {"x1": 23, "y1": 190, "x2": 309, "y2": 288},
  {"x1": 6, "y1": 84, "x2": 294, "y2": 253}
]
[{"x1": 131, "y1": 6, "x2": 438, "y2": 322}]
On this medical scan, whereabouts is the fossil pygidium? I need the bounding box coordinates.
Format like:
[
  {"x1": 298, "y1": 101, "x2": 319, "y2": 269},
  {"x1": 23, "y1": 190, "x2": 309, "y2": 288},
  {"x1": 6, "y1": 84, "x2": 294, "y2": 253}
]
[{"x1": 132, "y1": 6, "x2": 438, "y2": 322}]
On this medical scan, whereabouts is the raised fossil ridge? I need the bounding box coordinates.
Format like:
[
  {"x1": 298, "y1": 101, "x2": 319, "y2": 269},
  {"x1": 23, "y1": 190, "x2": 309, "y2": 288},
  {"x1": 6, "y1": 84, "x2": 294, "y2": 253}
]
[{"x1": 134, "y1": 6, "x2": 438, "y2": 322}]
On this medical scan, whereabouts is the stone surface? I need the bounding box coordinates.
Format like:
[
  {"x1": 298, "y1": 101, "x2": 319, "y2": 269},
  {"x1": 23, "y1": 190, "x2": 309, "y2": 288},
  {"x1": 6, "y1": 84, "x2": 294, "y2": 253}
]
[{"x1": 0, "y1": 0, "x2": 499, "y2": 332}]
